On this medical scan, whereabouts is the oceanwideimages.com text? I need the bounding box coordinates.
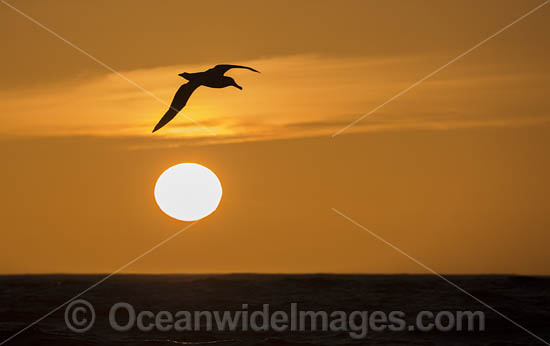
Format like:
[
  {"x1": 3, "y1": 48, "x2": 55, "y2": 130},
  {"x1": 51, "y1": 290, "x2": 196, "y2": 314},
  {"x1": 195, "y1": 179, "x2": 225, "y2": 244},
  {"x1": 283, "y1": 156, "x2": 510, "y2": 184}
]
[{"x1": 65, "y1": 300, "x2": 485, "y2": 339}]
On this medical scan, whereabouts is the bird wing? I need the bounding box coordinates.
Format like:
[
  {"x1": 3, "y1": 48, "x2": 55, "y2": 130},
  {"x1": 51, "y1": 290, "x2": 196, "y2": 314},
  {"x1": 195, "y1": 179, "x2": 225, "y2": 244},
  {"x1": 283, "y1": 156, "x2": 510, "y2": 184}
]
[
  {"x1": 152, "y1": 82, "x2": 200, "y2": 133},
  {"x1": 209, "y1": 64, "x2": 260, "y2": 75}
]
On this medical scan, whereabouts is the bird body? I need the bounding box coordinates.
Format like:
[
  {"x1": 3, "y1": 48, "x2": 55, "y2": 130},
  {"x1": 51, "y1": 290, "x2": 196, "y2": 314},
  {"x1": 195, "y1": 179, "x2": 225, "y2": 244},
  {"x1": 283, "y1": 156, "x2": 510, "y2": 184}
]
[{"x1": 152, "y1": 64, "x2": 259, "y2": 132}]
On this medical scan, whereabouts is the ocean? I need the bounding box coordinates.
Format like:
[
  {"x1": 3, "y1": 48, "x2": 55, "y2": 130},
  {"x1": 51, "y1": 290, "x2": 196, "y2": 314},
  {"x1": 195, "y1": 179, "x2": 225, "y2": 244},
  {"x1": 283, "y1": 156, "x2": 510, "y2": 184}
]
[{"x1": 0, "y1": 274, "x2": 549, "y2": 345}]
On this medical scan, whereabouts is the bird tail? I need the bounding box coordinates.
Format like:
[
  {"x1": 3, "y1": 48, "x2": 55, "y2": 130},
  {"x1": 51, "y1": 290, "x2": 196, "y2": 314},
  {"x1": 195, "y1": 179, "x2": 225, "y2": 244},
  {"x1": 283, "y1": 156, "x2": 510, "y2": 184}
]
[{"x1": 178, "y1": 72, "x2": 193, "y2": 81}]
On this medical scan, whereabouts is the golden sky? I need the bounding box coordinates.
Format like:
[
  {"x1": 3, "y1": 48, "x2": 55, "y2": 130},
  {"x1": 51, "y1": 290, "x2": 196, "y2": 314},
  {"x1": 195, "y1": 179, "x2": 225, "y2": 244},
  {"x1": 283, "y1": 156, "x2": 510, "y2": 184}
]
[{"x1": 1, "y1": 0, "x2": 549, "y2": 274}]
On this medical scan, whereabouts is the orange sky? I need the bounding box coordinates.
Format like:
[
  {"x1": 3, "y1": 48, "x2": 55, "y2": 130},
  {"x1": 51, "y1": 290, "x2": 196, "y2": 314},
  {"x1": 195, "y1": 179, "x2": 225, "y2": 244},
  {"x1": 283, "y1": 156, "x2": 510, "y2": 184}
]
[{"x1": 1, "y1": 0, "x2": 549, "y2": 274}]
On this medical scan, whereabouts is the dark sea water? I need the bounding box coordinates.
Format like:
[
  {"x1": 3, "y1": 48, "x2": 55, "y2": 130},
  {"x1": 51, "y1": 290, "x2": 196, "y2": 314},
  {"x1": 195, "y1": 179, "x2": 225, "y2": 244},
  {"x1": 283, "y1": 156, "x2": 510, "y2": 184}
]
[{"x1": 0, "y1": 275, "x2": 549, "y2": 345}]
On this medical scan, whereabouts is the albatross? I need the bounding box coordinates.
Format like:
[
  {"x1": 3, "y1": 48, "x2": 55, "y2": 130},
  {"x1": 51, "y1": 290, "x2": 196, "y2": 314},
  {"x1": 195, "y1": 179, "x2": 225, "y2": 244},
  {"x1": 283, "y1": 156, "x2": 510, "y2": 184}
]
[{"x1": 152, "y1": 64, "x2": 260, "y2": 133}]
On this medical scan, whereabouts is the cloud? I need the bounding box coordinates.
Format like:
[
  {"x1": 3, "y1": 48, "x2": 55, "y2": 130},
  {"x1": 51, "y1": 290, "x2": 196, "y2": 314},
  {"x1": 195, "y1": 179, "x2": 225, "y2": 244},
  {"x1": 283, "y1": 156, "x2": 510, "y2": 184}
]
[{"x1": 0, "y1": 55, "x2": 548, "y2": 144}]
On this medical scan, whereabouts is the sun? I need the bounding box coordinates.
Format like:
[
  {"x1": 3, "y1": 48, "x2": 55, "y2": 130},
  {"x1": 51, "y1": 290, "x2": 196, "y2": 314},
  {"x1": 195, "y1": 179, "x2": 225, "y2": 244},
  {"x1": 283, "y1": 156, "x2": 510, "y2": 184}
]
[{"x1": 154, "y1": 163, "x2": 222, "y2": 221}]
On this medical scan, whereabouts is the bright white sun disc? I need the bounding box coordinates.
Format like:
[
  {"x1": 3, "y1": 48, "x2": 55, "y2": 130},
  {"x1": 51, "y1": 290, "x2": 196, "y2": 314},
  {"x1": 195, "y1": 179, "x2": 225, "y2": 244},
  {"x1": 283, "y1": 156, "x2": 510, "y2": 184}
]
[{"x1": 154, "y1": 163, "x2": 222, "y2": 221}]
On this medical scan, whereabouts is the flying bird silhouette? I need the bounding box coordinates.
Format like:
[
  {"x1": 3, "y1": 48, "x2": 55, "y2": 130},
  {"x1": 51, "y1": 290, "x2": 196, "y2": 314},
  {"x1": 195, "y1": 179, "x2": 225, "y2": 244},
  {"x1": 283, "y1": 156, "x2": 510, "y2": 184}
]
[{"x1": 152, "y1": 64, "x2": 260, "y2": 133}]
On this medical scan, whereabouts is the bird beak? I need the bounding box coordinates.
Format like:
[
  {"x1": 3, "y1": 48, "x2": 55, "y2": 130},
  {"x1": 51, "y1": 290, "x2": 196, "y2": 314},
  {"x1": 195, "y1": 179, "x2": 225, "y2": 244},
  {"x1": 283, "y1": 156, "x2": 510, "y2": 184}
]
[{"x1": 234, "y1": 84, "x2": 243, "y2": 90}]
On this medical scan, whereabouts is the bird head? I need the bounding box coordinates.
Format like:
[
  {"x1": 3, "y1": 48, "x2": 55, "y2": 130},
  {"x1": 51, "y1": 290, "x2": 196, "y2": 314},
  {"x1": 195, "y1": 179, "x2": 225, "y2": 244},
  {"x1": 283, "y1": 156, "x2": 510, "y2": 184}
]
[
  {"x1": 233, "y1": 83, "x2": 243, "y2": 90},
  {"x1": 227, "y1": 77, "x2": 242, "y2": 90}
]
